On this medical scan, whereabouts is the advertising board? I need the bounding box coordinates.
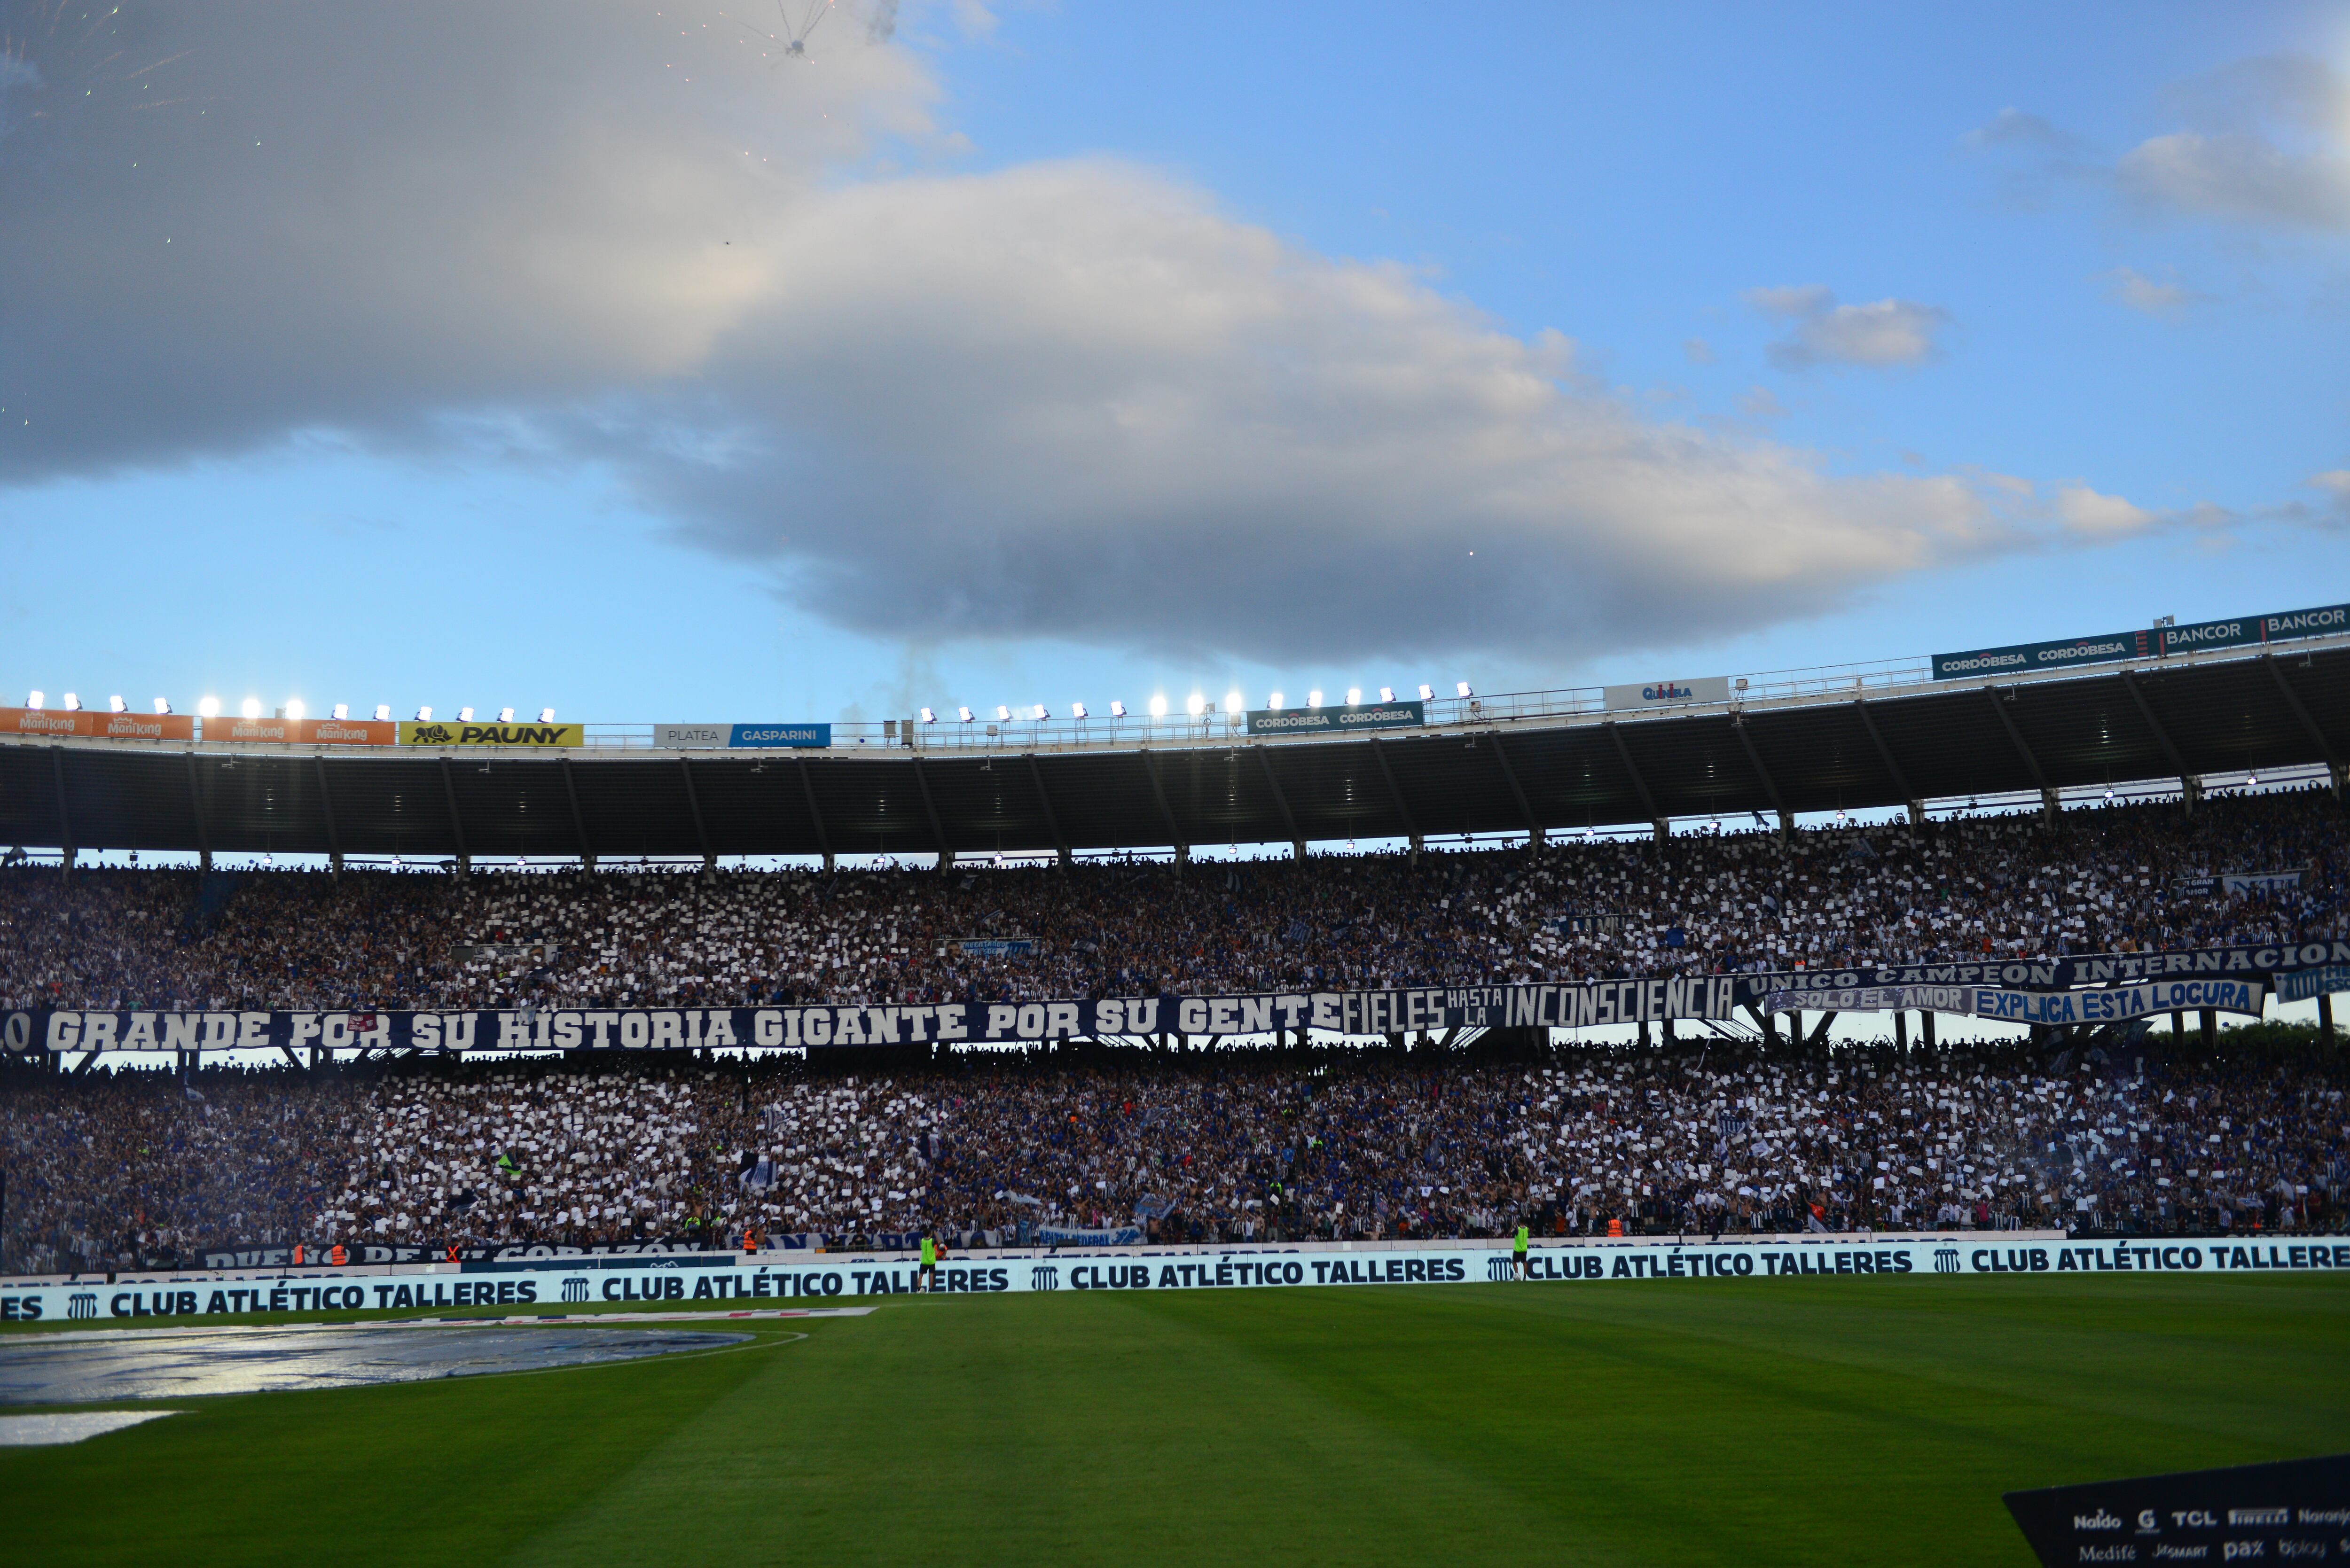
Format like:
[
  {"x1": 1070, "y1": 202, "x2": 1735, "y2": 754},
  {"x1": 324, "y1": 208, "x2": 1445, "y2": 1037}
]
[
  {"x1": 1246, "y1": 701, "x2": 1424, "y2": 736},
  {"x1": 1600, "y1": 676, "x2": 1731, "y2": 710},
  {"x1": 398, "y1": 720, "x2": 583, "y2": 748},
  {"x1": 0, "y1": 707, "x2": 196, "y2": 741}
]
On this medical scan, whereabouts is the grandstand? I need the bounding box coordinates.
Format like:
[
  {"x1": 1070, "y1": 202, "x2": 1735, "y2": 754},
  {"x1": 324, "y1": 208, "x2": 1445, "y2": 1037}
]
[{"x1": 0, "y1": 613, "x2": 2346, "y2": 1278}]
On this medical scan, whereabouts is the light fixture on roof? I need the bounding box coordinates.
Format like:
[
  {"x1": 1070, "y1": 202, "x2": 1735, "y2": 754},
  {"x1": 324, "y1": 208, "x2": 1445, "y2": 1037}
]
[
  {"x1": 498, "y1": 707, "x2": 515, "y2": 723},
  {"x1": 956, "y1": 705, "x2": 974, "y2": 723},
  {"x1": 1109, "y1": 701, "x2": 1127, "y2": 719},
  {"x1": 285, "y1": 699, "x2": 305, "y2": 721},
  {"x1": 1224, "y1": 689, "x2": 1243, "y2": 715},
  {"x1": 154, "y1": 698, "x2": 172, "y2": 716},
  {"x1": 457, "y1": 707, "x2": 475, "y2": 722},
  {"x1": 1307, "y1": 689, "x2": 1323, "y2": 709},
  {"x1": 1268, "y1": 690, "x2": 1284, "y2": 710},
  {"x1": 331, "y1": 703, "x2": 349, "y2": 721},
  {"x1": 1070, "y1": 702, "x2": 1088, "y2": 720},
  {"x1": 62, "y1": 692, "x2": 80, "y2": 711},
  {"x1": 537, "y1": 707, "x2": 555, "y2": 724},
  {"x1": 24, "y1": 690, "x2": 41, "y2": 709},
  {"x1": 108, "y1": 695, "x2": 126, "y2": 713},
  {"x1": 373, "y1": 704, "x2": 391, "y2": 722},
  {"x1": 1148, "y1": 694, "x2": 1168, "y2": 718},
  {"x1": 241, "y1": 696, "x2": 262, "y2": 719},
  {"x1": 1418, "y1": 684, "x2": 1434, "y2": 702},
  {"x1": 995, "y1": 705, "x2": 1011, "y2": 723},
  {"x1": 199, "y1": 695, "x2": 221, "y2": 718},
  {"x1": 1032, "y1": 704, "x2": 1050, "y2": 721},
  {"x1": 1346, "y1": 687, "x2": 1361, "y2": 706},
  {"x1": 919, "y1": 707, "x2": 936, "y2": 724},
  {"x1": 1456, "y1": 682, "x2": 1474, "y2": 699},
  {"x1": 415, "y1": 706, "x2": 432, "y2": 721},
  {"x1": 1186, "y1": 693, "x2": 1206, "y2": 717},
  {"x1": 1379, "y1": 686, "x2": 1394, "y2": 703}
]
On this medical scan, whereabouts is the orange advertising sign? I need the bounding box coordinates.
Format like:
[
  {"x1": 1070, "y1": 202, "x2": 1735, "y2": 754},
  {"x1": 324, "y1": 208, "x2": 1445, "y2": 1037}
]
[
  {"x1": 0, "y1": 707, "x2": 196, "y2": 741},
  {"x1": 203, "y1": 716, "x2": 395, "y2": 746}
]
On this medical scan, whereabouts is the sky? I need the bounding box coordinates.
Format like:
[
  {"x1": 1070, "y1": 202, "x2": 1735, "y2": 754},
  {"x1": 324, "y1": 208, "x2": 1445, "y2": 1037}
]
[{"x1": 2, "y1": 0, "x2": 2346, "y2": 732}]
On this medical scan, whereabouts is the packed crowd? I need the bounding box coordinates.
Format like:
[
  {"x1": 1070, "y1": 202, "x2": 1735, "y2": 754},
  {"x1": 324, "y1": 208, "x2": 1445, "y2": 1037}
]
[
  {"x1": 5, "y1": 1040, "x2": 2342, "y2": 1273},
  {"x1": 0, "y1": 788, "x2": 2341, "y2": 1015}
]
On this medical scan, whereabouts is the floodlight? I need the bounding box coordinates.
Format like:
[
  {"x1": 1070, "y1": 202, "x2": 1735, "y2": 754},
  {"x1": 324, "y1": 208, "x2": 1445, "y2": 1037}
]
[
  {"x1": 1110, "y1": 701, "x2": 1127, "y2": 719},
  {"x1": 199, "y1": 696, "x2": 221, "y2": 718},
  {"x1": 995, "y1": 705, "x2": 1011, "y2": 723},
  {"x1": 2104, "y1": 787, "x2": 2115, "y2": 802},
  {"x1": 285, "y1": 699, "x2": 305, "y2": 721},
  {"x1": 330, "y1": 703, "x2": 348, "y2": 721},
  {"x1": 62, "y1": 693, "x2": 81, "y2": 711},
  {"x1": 538, "y1": 708, "x2": 556, "y2": 724},
  {"x1": 1070, "y1": 702, "x2": 1088, "y2": 720},
  {"x1": 2247, "y1": 771, "x2": 2259, "y2": 786},
  {"x1": 956, "y1": 706, "x2": 974, "y2": 723},
  {"x1": 1186, "y1": 694, "x2": 1205, "y2": 717},
  {"x1": 1456, "y1": 682, "x2": 1473, "y2": 699},
  {"x1": 1148, "y1": 695, "x2": 1168, "y2": 718},
  {"x1": 1224, "y1": 690, "x2": 1243, "y2": 715},
  {"x1": 1269, "y1": 690, "x2": 1284, "y2": 710},
  {"x1": 241, "y1": 696, "x2": 262, "y2": 719},
  {"x1": 108, "y1": 695, "x2": 127, "y2": 713},
  {"x1": 457, "y1": 707, "x2": 475, "y2": 722},
  {"x1": 498, "y1": 707, "x2": 515, "y2": 723},
  {"x1": 1346, "y1": 688, "x2": 1361, "y2": 706},
  {"x1": 1379, "y1": 687, "x2": 1394, "y2": 703},
  {"x1": 1033, "y1": 704, "x2": 1050, "y2": 721},
  {"x1": 919, "y1": 707, "x2": 936, "y2": 724},
  {"x1": 415, "y1": 706, "x2": 432, "y2": 721},
  {"x1": 1307, "y1": 690, "x2": 1322, "y2": 709},
  {"x1": 1418, "y1": 685, "x2": 1434, "y2": 702},
  {"x1": 374, "y1": 705, "x2": 390, "y2": 722},
  {"x1": 154, "y1": 699, "x2": 172, "y2": 716},
  {"x1": 24, "y1": 691, "x2": 41, "y2": 709}
]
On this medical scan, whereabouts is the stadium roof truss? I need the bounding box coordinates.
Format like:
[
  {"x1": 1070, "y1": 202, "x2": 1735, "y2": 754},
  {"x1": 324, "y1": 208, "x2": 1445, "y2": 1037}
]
[{"x1": 5, "y1": 640, "x2": 2345, "y2": 863}]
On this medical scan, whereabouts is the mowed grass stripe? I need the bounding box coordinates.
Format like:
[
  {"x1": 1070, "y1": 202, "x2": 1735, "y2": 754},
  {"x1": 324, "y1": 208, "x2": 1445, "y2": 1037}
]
[
  {"x1": 511, "y1": 1291, "x2": 1618, "y2": 1568},
  {"x1": 0, "y1": 1325, "x2": 794, "y2": 1566},
  {"x1": 1131, "y1": 1276, "x2": 2350, "y2": 1566}
]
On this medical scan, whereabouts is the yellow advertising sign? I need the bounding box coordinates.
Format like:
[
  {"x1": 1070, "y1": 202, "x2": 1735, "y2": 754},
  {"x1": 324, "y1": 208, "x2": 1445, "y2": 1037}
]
[{"x1": 397, "y1": 720, "x2": 584, "y2": 748}]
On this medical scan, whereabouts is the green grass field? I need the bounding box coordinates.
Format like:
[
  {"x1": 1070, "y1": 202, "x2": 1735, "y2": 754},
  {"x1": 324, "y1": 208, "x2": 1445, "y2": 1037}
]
[{"x1": 3, "y1": 1274, "x2": 2345, "y2": 1565}]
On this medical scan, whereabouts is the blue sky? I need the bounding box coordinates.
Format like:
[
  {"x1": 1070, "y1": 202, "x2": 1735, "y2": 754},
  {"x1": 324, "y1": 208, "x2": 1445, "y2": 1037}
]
[{"x1": 1, "y1": 1, "x2": 2344, "y2": 730}]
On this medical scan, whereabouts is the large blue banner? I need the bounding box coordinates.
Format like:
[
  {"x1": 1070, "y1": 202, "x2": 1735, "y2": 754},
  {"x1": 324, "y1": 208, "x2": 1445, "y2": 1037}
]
[{"x1": 1933, "y1": 601, "x2": 2349, "y2": 680}]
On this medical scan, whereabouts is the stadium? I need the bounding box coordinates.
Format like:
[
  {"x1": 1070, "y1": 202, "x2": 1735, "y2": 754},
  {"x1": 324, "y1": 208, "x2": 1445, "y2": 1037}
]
[
  {"x1": 5, "y1": 5, "x2": 2348, "y2": 1564},
  {"x1": 2, "y1": 601, "x2": 2346, "y2": 1562}
]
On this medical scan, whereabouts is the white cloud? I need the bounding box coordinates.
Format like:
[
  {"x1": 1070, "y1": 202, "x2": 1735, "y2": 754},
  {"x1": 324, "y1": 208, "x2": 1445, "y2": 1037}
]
[
  {"x1": 2310, "y1": 470, "x2": 2350, "y2": 527},
  {"x1": 602, "y1": 161, "x2": 2015, "y2": 659},
  {"x1": 2101, "y1": 266, "x2": 2202, "y2": 319},
  {"x1": 2118, "y1": 130, "x2": 2350, "y2": 232},
  {"x1": 1966, "y1": 57, "x2": 2350, "y2": 234},
  {"x1": 2110, "y1": 54, "x2": 2350, "y2": 260},
  {"x1": 1962, "y1": 108, "x2": 2076, "y2": 151},
  {"x1": 2053, "y1": 484, "x2": 2155, "y2": 537},
  {"x1": 1746, "y1": 287, "x2": 1950, "y2": 370}
]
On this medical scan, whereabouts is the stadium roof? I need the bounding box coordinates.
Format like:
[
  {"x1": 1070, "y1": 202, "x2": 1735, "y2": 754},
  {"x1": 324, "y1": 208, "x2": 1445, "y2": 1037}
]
[{"x1": 6, "y1": 638, "x2": 2345, "y2": 865}]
